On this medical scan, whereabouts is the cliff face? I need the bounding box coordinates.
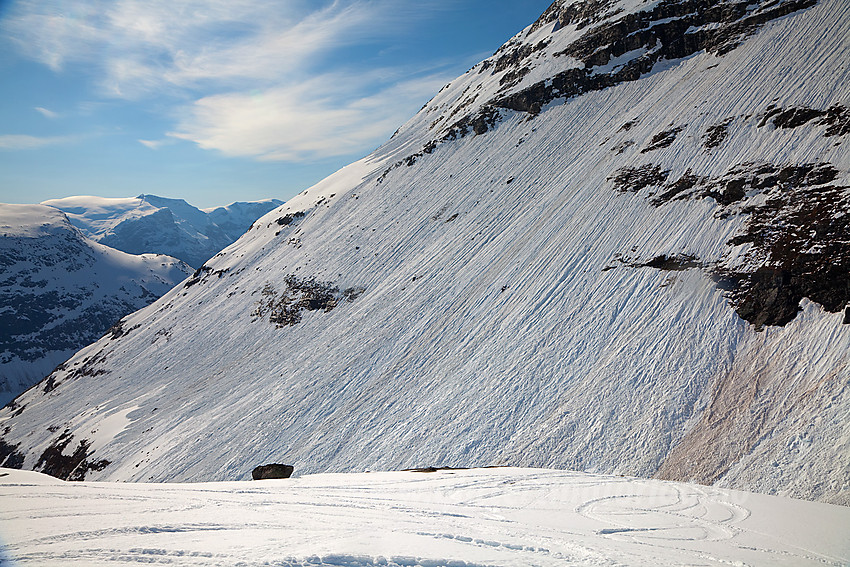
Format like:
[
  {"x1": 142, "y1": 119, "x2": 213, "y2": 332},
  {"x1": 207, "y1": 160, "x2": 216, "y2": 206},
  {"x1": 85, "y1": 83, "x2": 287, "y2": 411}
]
[{"x1": 1, "y1": 0, "x2": 848, "y2": 504}]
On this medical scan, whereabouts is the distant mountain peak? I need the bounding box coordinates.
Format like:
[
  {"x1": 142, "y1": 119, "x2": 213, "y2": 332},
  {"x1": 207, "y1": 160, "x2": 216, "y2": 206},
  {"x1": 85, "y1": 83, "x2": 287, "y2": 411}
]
[
  {"x1": 42, "y1": 195, "x2": 284, "y2": 268},
  {"x1": 0, "y1": 203, "x2": 192, "y2": 407}
]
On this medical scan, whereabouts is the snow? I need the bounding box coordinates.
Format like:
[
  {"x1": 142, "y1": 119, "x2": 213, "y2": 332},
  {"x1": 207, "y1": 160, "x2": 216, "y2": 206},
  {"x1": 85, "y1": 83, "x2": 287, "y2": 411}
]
[
  {"x1": 42, "y1": 194, "x2": 283, "y2": 268},
  {"x1": 1, "y1": 467, "x2": 848, "y2": 566},
  {"x1": 39, "y1": 196, "x2": 160, "y2": 235},
  {"x1": 1, "y1": 0, "x2": 849, "y2": 506},
  {"x1": 0, "y1": 204, "x2": 192, "y2": 406}
]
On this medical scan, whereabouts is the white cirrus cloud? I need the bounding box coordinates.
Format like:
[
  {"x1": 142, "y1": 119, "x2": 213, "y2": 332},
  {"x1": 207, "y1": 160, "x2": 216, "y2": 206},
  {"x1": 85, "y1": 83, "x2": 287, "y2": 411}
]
[
  {"x1": 0, "y1": 134, "x2": 76, "y2": 149},
  {"x1": 3, "y1": 0, "x2": 452, "y2": 96},
  {"x1": 168, "y1": 71, "x2": 451, "y2": 161},
  {"x1": 2, "y1": 0, "x2": 458, "y2": 161},
  {"x1": 138, "y1": 138, "x2": 175, "y2": 150},
  {"x1": 34, "y1": 107, "x2": 59, "y2": 119}
]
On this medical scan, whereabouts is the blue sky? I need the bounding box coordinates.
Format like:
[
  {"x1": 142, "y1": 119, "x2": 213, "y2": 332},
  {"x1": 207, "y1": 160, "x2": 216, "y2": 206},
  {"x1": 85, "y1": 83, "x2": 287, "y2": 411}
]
[{"x1": 0, "y1": 0, "x2": 553, "y2": 209}]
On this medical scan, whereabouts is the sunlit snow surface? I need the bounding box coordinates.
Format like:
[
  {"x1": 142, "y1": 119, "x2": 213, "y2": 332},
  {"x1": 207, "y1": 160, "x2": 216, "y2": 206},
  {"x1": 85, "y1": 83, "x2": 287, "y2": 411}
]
[
  {"x1": 1, "y1": 468, "x2": 848, "y2": 567},
  {"x1": 2, "y1": 0, "x2": 850, "y2": 505}
]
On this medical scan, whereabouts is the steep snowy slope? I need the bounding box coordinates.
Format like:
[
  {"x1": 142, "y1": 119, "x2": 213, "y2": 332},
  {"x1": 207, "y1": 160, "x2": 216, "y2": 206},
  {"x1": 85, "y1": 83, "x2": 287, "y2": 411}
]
[
  {"x1": 42, "y1": 195, "x2": 283, "y2": 268},
  {"x1": 1, "y1": 0, "x2": 848, "y2": 504},
  {"x1": 0, "y1": 204, "x2": 191, "y2": 407}
]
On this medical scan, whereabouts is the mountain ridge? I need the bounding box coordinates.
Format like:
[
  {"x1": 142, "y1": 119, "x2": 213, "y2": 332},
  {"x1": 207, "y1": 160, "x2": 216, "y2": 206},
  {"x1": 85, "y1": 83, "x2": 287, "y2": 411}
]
[
  {"x1": 0, "y1": 204, "x2": 192, "y2": 407},
  {"x1": 1, "y1": 0, "x2": 847, "y2": 505},
  {"x1": 42, "y1": 194, "x2": 284, "y2": 268}
]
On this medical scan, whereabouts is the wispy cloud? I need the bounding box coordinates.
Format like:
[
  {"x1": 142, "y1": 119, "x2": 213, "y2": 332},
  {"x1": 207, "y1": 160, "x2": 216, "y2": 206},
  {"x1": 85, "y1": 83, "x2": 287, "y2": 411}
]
[
  {"x1": 0, "y1": 134, "x2": 76, "y2": 149},
  {"x1": 2, "y1": 0, "x2": 458, "y2": 161},
  {"x1": 169, "y1": 71, "x2": 450, "y2": 161},
  {"x1": 3, "y1": 1, "x2": 446, "y2": 94},
  {"x1": 138, "y1": 138, "x2": 174, "y2": 150},
  {"x1": 34, "y1": 106, "x2": 59, "y2": 119}
]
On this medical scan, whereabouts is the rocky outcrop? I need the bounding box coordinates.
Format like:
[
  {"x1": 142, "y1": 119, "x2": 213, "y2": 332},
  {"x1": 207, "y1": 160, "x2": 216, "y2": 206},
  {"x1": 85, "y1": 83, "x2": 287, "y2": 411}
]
[
  {"x1": 253, "y1": 276, "x2": 365, "y2": 328},
  {"x1": 608, "y1": 160, "x2": 850, "y2": 329},
  {"x1": 33, "y1": 430, "x2": 110, "y2": 481},
  {"x1": 252, "y1": 464, "x2": 294, "y2": 480}
]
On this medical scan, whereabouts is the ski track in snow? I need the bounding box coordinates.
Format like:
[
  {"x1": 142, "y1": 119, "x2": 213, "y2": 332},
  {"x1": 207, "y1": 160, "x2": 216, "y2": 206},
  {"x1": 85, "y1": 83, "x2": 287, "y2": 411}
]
[
  {"x1": 1, "y1": 468, "x2": 848, "y2": 567},
  {"x1": 1, "y1": 0, "x2": 850, "y2": 519}
]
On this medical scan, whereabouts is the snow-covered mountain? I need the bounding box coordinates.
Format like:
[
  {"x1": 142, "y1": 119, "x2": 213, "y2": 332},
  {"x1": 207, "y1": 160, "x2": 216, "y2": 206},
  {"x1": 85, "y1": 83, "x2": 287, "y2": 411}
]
[
  {"x1": 1, "y1": 0, "x2": 849, "y2": 505},
  {"x1": 204, "y1": 200, "x2": 288, "y2": 241},
  {"x1": 0, "y1": 204, "x2": 191, "y2": 407},
  {"x1": 42, "y1": 195, "x2": 283, "y2": 268}
]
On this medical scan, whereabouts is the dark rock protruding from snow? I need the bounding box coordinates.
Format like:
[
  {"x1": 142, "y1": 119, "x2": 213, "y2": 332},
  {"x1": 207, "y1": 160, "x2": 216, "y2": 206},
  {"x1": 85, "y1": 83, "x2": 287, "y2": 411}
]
[{"x1": 252, "y1": 464, "x2": 294, "y2": 480}]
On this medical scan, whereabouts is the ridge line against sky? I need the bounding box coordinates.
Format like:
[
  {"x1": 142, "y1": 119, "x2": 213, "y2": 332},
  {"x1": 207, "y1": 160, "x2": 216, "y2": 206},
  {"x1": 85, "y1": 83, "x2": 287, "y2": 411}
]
[{"x1": 0, "y1": 0, "x2": 553, "y2": 209}]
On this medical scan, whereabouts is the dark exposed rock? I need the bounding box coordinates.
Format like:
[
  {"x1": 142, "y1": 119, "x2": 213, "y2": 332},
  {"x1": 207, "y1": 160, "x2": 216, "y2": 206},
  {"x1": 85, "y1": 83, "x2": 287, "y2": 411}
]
[
  {"x1": 645, "y1": 162, "x2": 841, "y2": 208},
  {"x1": 491, "y1": 38, "x2": 550, "y2": 94},
  {"x1": 107, "y1": 319, "x2": 140, "y2": 340},
  {"x1": 703, "y1": 119, "x2": 732, "y2": 150},
  {"x1": 42, "y1": 375, "x2": 57, "y2": 394},
  {"x1": 34, "y1": 430, "x2": 110, "y2": 481},
  {"x1": 252, "y1": 463, "x2": 294, "y2": 480},
  {"x1": 496, "y1": 0, "x2": 816, "y2": 117},
  {"x1": 275, "y1": 211, "x2": 306, "y2": 226},
  {"x1": 618, "y1": 159, "x2": 849, "y2": 328},
  {"x1": 0, "y1": 439, "x2": 25, "y2": 469},
  {"x1": 184, "y1": 266, "x2": 212, "y2": 288},
  {"x1": 253, "y1": 276, "x2": 365, "y2": 328},
  {"x1": 458, "y1": 105, "x2": 502, "y2": 136},
  {"x1": 651, "y1": 170, "x2": 705, "y2": 206},
  {"x1": 641, "y1": 126, "x2": 686, "y2": 153},
  {"x1": 710, "y1": 163, "x2": 840, "y2": 207},
  {"x1": 823, "y1": 105, "x2": 850, "y2": 137},
  {"x1": 493, "y1": 40, "x2": 550, "y2": 75},
  {"x1": 499, "y1": 65, "x2": 532, "y2": 90},
  {"x1": 609, "y1": 164, "x2": 670, "y2": 193},
  {"x1": 640, "y1": 254, "x2": 702, "y2": 271},
  {"x1": 529, "y1": 0, "x2": 621, "y2": 34},
  {"x1": 528, "y1": 1, "x2": 564, "y2": 33},
  {"x1": 724, "y1": 268, "x2": 803, "y2": 328},
  {"x1": 557, "y1": 0, "x2": 621, "y2": 30},
  {"x1": 724, "y1": 177, "x2": 850, "y2": 327},
  {"x1": 759, "y1": 104, "x2": 850, "y2": 137},
  {"x1": 613, "y1": 140, "x2": 634, "y2": 154},
  {"x1": 39, "y1": 348, "x2": 110, "y2": 395},
  {"x1": 760, "y1": 105, "x2": 826, "y2": 129},
  {"x1": 342, "y1": 287, "x2": 365, "y2": 302},
  {"x1": 378, "y1": 109, "x2": 499, "y2": 183},
  {"x1": 183, "y1": 265, "x2": 231, "y2": 287},
  {"x1": 379, "y1": 106, "x2": 504, "y2": 183},
  {"x1": 612, "y1": 253, "x2": 702, "y2": 273}
]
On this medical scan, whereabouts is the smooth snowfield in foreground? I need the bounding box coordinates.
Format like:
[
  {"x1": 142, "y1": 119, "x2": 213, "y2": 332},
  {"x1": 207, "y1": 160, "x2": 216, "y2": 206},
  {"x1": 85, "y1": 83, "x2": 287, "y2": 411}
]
[{"x1": 1, "y1": 468, "x2": 847, "y2": 566}]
